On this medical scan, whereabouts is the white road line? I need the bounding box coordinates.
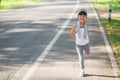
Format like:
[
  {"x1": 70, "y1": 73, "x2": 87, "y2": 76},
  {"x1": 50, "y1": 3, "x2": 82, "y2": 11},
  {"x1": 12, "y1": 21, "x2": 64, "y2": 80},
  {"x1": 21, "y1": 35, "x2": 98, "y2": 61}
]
[
  {"x1": 21, "y1": 0, "x2": 79, "y2": 80},
  {"x1": 89, "y1": 0, "x2": 119, "y2": 80}
]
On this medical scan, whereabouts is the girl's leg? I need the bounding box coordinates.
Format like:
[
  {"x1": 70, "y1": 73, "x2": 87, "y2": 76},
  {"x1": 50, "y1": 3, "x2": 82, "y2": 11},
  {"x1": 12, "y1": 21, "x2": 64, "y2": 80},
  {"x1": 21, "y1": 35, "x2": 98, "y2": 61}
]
[
  {"x1": 84, "y1": 44, "x2": 90, "y2": 55},
  {"x1": 76, "y1": 45, "x2": 84, "y2": 72}
]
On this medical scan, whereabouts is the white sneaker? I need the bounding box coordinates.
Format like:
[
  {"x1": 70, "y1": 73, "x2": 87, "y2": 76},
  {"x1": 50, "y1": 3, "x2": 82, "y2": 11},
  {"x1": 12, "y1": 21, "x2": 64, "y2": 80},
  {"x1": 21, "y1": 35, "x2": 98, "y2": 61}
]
[{"x1": 79, "y1": 70, "x2": 84, "y2": 77}]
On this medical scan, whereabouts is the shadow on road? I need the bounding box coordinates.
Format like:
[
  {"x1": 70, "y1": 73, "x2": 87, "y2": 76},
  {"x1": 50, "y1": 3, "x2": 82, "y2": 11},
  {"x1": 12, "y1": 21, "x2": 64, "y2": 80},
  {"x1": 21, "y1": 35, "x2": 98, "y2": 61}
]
[{"x1": 84, "y1": 73, "x2": 120, "y2": 78}]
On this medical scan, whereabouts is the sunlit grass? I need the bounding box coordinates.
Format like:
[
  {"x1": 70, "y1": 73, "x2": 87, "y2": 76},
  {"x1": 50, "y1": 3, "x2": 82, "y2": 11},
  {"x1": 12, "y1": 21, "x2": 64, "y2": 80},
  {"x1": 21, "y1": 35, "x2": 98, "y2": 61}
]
[
  {"x1": 0, "y1": 0, "x2": 42, "y2": 10},
  {"x1": 90, "y1": 0, "x2": 120, "y2": 11},
  {"x1": 101, "y1": 18, "x2": 120, "y2": 53}
]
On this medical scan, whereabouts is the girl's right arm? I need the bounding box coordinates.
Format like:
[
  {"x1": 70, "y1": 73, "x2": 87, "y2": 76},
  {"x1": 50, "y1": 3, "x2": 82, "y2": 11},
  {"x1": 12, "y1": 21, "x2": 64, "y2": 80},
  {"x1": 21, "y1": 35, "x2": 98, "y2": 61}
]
[{"x1": 70, "y1": 24, "x2": 76, "y2": 41}]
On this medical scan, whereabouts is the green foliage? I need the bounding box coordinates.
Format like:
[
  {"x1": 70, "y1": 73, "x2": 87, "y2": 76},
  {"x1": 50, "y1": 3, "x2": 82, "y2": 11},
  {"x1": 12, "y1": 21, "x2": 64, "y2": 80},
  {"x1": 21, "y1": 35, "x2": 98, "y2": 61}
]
[
  {"x1": 101, "y1": 18, "x2": 120, "y2": 59},
  {"x1": 90, "y1": 0, "x2": 120, "y2": 11},
  {"x1": 0, "y1": 0, "x2": 42, "y2": 10}
]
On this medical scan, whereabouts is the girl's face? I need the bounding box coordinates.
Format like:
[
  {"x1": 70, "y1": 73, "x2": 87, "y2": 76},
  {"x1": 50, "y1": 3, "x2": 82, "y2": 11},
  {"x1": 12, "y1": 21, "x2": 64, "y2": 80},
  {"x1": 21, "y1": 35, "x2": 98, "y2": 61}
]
[{"x1": 78, "y1": 15, "x2": 87, "y2": 24}]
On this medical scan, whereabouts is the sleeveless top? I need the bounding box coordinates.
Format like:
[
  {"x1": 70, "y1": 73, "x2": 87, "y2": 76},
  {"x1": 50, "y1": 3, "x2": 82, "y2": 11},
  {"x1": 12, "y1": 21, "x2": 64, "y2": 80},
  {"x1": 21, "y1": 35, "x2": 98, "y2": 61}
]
[{"x1": 75, "y1": 21, "x2": 89, "y2": 45}]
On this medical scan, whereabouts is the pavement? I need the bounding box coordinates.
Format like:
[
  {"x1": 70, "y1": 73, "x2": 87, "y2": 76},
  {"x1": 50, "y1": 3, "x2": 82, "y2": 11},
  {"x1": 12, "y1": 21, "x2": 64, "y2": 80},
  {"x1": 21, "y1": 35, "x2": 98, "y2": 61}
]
[{"x1": 0, "y1": 0, "x2": 119, "y2": 80}]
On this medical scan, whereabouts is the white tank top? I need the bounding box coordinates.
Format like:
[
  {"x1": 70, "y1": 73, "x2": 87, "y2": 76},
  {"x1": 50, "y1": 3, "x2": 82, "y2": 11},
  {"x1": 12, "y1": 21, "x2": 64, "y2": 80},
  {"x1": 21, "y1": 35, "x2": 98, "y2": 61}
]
[{"x1": 75, "y1": 28, "x2": 89, "y2": 45}]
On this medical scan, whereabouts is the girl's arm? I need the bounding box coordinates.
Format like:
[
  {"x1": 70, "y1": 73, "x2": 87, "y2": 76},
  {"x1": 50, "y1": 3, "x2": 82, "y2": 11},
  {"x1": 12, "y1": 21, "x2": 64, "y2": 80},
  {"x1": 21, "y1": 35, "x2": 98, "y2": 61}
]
[{"x1": 70, "y1": 24, "x2": 76, "y2": 41}]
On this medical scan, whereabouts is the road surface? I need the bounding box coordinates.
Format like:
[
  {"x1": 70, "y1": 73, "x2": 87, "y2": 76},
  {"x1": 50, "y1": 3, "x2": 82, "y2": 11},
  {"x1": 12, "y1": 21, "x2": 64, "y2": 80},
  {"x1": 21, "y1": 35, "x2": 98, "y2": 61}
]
[{"x1": 0, "y1": 0, "x2": 119, "y2": 80}]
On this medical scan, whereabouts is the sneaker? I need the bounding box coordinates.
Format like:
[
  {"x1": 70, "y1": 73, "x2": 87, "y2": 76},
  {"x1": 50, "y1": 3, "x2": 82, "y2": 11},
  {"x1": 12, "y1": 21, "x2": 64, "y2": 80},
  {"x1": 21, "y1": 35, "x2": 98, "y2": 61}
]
[{"x1": 79, "y1": 70, "x2": 84, "y2": 77}]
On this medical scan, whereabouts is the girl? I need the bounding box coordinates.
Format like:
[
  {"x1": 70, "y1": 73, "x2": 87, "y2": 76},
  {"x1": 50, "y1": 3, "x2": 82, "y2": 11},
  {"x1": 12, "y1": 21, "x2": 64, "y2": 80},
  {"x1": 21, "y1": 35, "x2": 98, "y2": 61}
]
[{"x1": 70, "y1": 9, "x2": 90, "y2": 77}]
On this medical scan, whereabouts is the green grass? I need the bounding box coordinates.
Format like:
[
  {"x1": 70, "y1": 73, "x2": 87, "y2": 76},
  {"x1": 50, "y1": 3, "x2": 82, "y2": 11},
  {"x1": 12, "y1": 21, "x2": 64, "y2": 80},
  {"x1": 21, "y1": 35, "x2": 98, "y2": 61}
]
[
  {"x1": 90, "y1": 0, "x2": 120, "y2": 11},
  {"x1": 0, "y1": 0, "x2": 42, "y2": 10},
  {"x1": 101, "y1": 18, "x2": 120, "y2": 58},
  {"x1": 101, "y1": 18, "x2": 120, "y2": 73}
]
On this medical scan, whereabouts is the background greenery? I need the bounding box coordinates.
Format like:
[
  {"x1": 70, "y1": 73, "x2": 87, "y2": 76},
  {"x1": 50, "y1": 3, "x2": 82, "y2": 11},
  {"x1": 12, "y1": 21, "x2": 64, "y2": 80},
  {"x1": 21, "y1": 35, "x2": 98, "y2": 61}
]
[
  {"x1": 0, "y1": 0, "x2": 42, "y2": 10},
  {"x1": 101, "y1": 18, "x2": 120, "y2": 58},
  {"x1": 90, "y1": 0, "x2": 120, "y2": 11}
]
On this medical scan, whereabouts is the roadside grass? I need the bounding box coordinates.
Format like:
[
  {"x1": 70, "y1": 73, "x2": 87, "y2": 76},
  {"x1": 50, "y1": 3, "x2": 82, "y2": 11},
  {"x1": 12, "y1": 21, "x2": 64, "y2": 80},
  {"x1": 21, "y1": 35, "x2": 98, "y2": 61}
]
[
  {"x1": 90, "y1": 0, "x2": 120, "y2": 11},
  {"x1": 90, "y1": 0, "x2": 120, "y2": 75},
  {"x1": 101, "y1": 18, "x2": 120, "y2": 75},
  {"x1": 101, "y1": 18, "x2": 120, "y2": 60},
  {"x1": 0, "y1": 0, "x2": 42, "y2": 11}
]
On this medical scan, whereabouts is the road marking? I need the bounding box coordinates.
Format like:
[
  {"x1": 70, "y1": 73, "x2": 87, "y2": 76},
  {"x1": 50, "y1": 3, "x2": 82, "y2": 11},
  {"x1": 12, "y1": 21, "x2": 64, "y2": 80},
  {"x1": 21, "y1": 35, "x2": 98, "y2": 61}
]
[
  {"x1": 89, "y1": 0, "x2": 119, "y2": 80},
  {"x1": 21, "y1": 0, "x2": 79, "y2": 80}
]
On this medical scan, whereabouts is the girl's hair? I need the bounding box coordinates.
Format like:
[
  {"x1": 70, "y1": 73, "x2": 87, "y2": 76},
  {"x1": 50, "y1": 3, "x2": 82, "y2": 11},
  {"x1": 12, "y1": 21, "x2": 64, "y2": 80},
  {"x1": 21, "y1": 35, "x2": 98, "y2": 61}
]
[{"x1": 78, "y1": 9, "x2": 87, "y2": 17}]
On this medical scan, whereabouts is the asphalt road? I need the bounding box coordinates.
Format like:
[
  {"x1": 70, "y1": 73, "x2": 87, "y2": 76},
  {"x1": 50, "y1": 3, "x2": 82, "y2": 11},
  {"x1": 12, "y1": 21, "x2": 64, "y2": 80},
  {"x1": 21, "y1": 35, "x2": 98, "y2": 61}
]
[{"x1": 0, "y1": 0, "x2": 119, "y2": 80}]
